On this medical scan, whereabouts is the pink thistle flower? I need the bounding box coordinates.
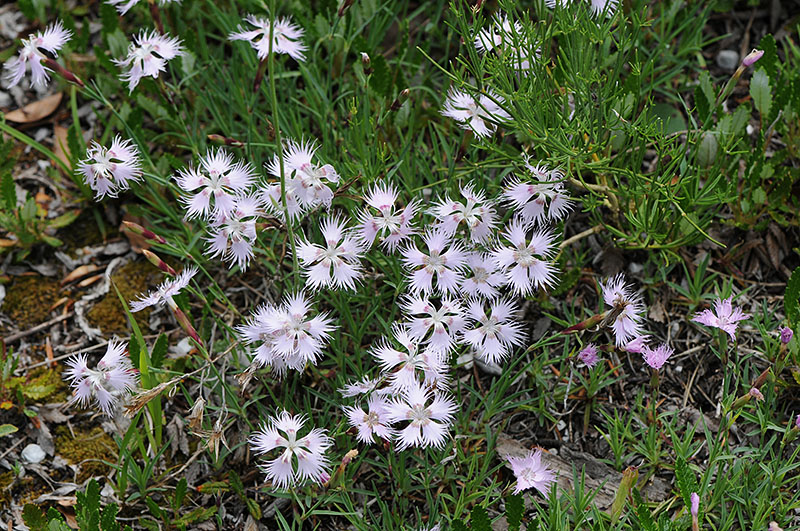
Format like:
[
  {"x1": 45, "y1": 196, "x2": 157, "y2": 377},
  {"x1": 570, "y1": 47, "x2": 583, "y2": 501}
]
[
  {"x1": 601, "y1": 274, "x2": 646, "y2": 346},
  {"x1": 492, "y1": 219, "x2": 558, "y2": 295},
  {"x1": 250, "y1": 411, "x2": 331, "y2": 490},
  {"x1": 64, "y1": 341, "x2": 138, "y2": 415},
  {"x1": 343, "y1": 395, "x2": 395, "y2": 444},
  {"x1": 259, "y1": 293, "x2": 335, "y2": 369},
  {"x1": 266, "y1": 139, "x2": 339, "y2": 210},
  {"x1": 503, "y1": 161, "x2": 573, "y2": 225},
  {"x1": 441, "y1": 89, "x2": 511, "y2": 138},
  {"x1": 691, "y1": 297, "x2": 751, "y2": 341},
  {"x1": 114, "y1": 31, "x2": 183, "y2": 92},
  {"x1": 107, "y1": 0, "x2": 180, "y2": 15},
  {"x1": 130, "y1": 266, "x2": 197, "y2": 312},
  {"x1": 577, "y1": 343, "x2": 600, "y2": 368},
  {"x1": 430, "y1": 185, "x2": 497, "y2": 244},
  {"x1": 507, "y1": 449, "x2": 555, "y2": 495},
  {"x1": 372, "y1": 325, "x2": 449, "y2": 392},
  {"x1": 388, "y1": 380, "x2": 456, "y2": 450},
  {"x1": 3, "y1": 21, "x2": 72, "y2": 88},
  {"x1": 460, "y1": 253, "x2": 507, "y2": 299},
  {"x1": 229, "y1": 15, "x2": 307, "y2": 62},
  {"x1": 205, "y1": 195, "x2": 262, "y2": 271},
  {"x1": 642, "y1": 343, "x2": 674, "y2": 370},
  {"x1": 402, "y1": 230, "x2": 467, "y2": 295},
  {"x1": 463, "y1": 298, "x2": 525, "y2": 365},
  {"x1": 78, "y1": 136, "x2": 143, "y2": 199},
  {"x1": 474, "y1": 13, "x2": 538, "y2": 72},
  {"x1": 357, "y1": 183, "x2": 418, "y2": 251},
  {"x1": 297, "y1": 216, "x2": 363, "y2": 291},
  {"x1": 175, "y1": 149, "x2": 256, "y2": 220},
  {"x1": 402, "y1": 296, "x2": 465, "y2": 354}
]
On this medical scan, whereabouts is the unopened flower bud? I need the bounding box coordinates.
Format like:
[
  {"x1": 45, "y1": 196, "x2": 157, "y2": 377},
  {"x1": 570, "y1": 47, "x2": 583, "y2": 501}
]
[
  {"x1": 42, "y1": 57, "x2": 85, "y2": 88},
  {"x1": 780, "y1": 326, "x2": 793, "y2": 344},
  {"x1": 207, "y1": 134, "x2": 244, "y2": 148},
  {"x1": 361, "y1": 52, "x2": 372, "y2": 75},
  {"x1": 122, "y1": 220, "x2": 167, "y2": 244},
  {"x1": 143, "y1": 249, "x2": 178, "y2": 276},
  {"x1": 690, "y1": 492, "x2": 700, "y2": 531},
  {"x1": 390, "y1": 88, "x2": 410, "y2": 111},
  {"x1": 749, "y1": 387, "x2": 764, "y2": 401},
  {"x1": 338, "y1": 0, "x2": 355, "y2": 16},
  {"x1": 742, "y1": 49, "x2": 764, "y2": 67}
]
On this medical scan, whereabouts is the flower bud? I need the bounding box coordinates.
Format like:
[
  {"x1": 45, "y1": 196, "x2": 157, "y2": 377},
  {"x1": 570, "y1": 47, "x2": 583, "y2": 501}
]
[
  {"x1": 780, "y1": 326, "x2": 793, "y2": 344},
  {"x1": 690, "y1": 492, "x2": 700, "y2": 531},
  {"x1": 143, "y1": 249, "x2": 178, "y2": 276},
  {"x1": 361, "y1": 52, "x2": 372, "y2": 75},
  {"x1": 338, "y1": 0, "x2": 355, "y2": 16},
  {"x1": 207, "y1": 134, "x2": 244, "y2": 148},
  {"x1": 42, "y1": 57, "x2": 85, "y2": 88},
  {"x1": 749, "y1": 387, "x2": 765, "y2": 401},
  {"x1": 122, "y1": 220, "x2": 167, "y2": 244},
  {"x1": 390, "y1": 88, "x2": 410, "y2": 111},
  {"x1": 742, "y1": 49, "x2": 764, "y2": 67}
]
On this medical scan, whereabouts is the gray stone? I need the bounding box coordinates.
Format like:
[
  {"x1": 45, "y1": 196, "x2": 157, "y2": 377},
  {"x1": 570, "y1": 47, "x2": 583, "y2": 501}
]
[
  {"x1": 21, "y1": 443, "x2": 46, "y2": 464},
  {"x1": 716, "y1": 50, "x2": 740, "y2": 72}
]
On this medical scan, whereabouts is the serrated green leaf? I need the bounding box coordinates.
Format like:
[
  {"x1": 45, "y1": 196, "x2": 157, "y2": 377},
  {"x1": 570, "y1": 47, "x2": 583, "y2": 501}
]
[
  {"x1": 452, "y1": 520, "x2": 469, "y2": 531},
  {"x1": 505, "y1": 494, "x2": 524, "y2": 531},
  {"x1": 100, "y1": 503, "x2": 120, "y2": 531},
  {"x1": 0, "y1": 424, "x2": 18, "y2": 437},
  {"x1": 694, "y1": 85, "x2": 710, "y2": 123},
  {"x1": 150, "y1": 334, "x2": 168, "y2": 369},
  {"x1": 470, "y1": 505, "x2": 491, "y2": 531},
  {"x1": 173, "y1": 506, "x2": 216, "y2": 526},
  {"x1": 23, "y1": 504, "x2": 48, "y2": 531},
  {"x1": 675, "y1": 457, "x2": 699, "y2": 516},
  {"x1": 785, "y1": 267, "x2": 800, "y2": 332},
  {"x1": 526, "y1": 518, "x2": 539, "y2": 531},
  {"x1": 750, "y1": 68, "x2": 772, "y2": 119},
  {"x1": 370, "y1": 54, "x2": 391, "y2": 99},
  {"x1": 758, "y1": 34, "x2": 778, "y2": 83},
  {"x1": 1, "y1": 171, "x2": 15, "y2": 211},
  {"x1": 174, "y1": 478, "x2": 187, "y2": 511},
  {"x1": 21, "y1": 381, "x2": 58, "y2": 400},
  {"x1": 631, "y1": 489, "x2": 656, "y2": 531}
]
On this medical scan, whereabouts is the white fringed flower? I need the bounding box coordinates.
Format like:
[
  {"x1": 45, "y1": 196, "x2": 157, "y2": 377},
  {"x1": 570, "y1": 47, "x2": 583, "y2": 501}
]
[
  {"x1": 296, "y1": 216, "x2": 363, "y2": 291},
  {"x1": 441, "y1": 89, "x2": 511, "y2": 138},
  {"x1": 78, "y1": 136, "x2": 143, "y2": 199},
  {"x1": 114, "y1": 31, "x2": 184, "y2": 92},
  {"x1": 64, "y1": 341, "x2": 138, "y2": 415},
  {"x1": 229, "y1": 15, "x2": 307, "y2": 62},
  {"x1": 3, "y1": 21, "x2": 71, "y2": 88}
]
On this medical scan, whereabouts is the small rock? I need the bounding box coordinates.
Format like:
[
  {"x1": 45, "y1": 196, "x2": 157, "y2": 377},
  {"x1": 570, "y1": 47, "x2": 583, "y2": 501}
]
[
  {"x1": 21, "y1": 443, "x2": 46, "y2": 464},
  {"x1": 0, "y1": 91, "x2": 11, "y2": 109},
  {"x1": 474, "y1": 356, "x2": 502, "y2": 376},
  {"x1": 716, "y1": 50, "x2": 739, "y2": 72}
]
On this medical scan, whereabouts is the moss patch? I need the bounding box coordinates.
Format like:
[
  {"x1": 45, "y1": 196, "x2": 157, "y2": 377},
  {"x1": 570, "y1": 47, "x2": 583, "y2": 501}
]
[
  {"x1": 0, "y1": 471, "x2": 12, "y2": 508},
  {"x1": 55, "y1": 425, "x2": 116, "y2": 483},
  {"x1": 58, "y1": 209, "x2": 117, "y2": 254},
  {"x1": 87, "y1": 260, "x2": 162, "y2": 335},
  {"x1": 2, "y1": 276, "x2": 61, "y2": 328}
]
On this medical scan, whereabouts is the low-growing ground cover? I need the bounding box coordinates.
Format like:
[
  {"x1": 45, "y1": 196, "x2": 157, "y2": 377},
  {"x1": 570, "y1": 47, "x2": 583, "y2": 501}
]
[{"x1": 1, "y1": 0, "x2": 800, "y2": 529}]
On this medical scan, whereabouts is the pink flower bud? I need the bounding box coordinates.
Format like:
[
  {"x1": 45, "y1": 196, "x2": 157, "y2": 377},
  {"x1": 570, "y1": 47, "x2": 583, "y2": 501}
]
[
  {"x1": 690, "y1": 492, "x2": 699, "y2": 517},
  {"x1": 780, "y1": 327, "x2": 793, "y2": 344},
  {"x1": 749, "y1": 387, "x2": 764, "y2": 401},
  {"x1": 742, "y1": 49, "x2": 764, "y2": 67}
]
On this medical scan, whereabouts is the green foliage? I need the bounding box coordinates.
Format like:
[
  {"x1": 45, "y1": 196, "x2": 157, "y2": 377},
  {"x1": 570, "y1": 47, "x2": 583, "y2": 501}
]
[
  {"x1": 23, "y1": 479, "x2": 130, "y2": 531},
  {"x1": 786, "y1": 266, "x2": 800, "y2": 332}
]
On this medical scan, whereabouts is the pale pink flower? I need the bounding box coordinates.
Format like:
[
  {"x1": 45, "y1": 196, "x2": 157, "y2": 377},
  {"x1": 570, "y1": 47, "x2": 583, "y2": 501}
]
[
  {"x1": 460, "y1": 253, "x2": 507, "y2": 299},
  {"x1": 749, "y1": 387, "x2": 764, "y2": 401},
  {"x1": 601, "y1": 274, "x2": 646, "y2": 346},
  {"x1": 372, "y1": 325, "x2": 449, "y2": 392},
  {"x1": 441, "y1": 89, "x2": 511, "y2": 138},
  {"x1": 107, "y1": 0, "x2": 181, "y2": 15},
  {"x1": 261, "y1": 179, "x2": 306, "y2": 222},
  {"x1": 402, "y1": 230, "x2": 467, "y2": 295},
  {"x1": 78, "y1": 136, "x2": 142, "y2": 199},
  {"x1": 622, "y1": 335, "x2": 650, "y2": 354},
  {"x1": 64, "y1": 341, "x2": 138, "y2": 415},
  {"x1": 402, "y1": 296, "x2": 465, "y2": 353},
  {"x1": 229, "y1": 15, "x2": 306, "y2": 62},
  {"x1": 175, "y1": 149, "x2": 255, "y2": 220},
  {"x1": 690, "y1": 492, "x2": 700, "y2": 518},
  {"x1": 430, "y1": 185, "x2": 497, "y2": 244},
  {"x1": 205, "y1": 195, "x2": 262, "y2": 271},
  {"x1": 343, "y1": 395, "x2": 395, "y2": 444},
  {"x1": 297, "y1": 217, "x2": 363, "y2": 291},
  {"x1": 492, "y1": 219, "x2": 558, "y2": 295},
  {"x1": 4, "y1": 21, "x2": 71, "y2": 88},
  {"x1": 463, "y1": 298, "x2": 525, "y2": 365},
  {"x1": 130, "y1": 266, "x2": 197, "y2": 312},
  {"x1": 691, "y1": 297, "x2": 751, "y2": 341},
  {"x1": 503, "y1": 162, "x2": 573, "y2": 225},
  {"x1": 742, "y1": 49, "x2": 764, "y2": 67},
  {"x1": 780, "y1": 327, "x2": 793, "y2": 344},
  {"x1": 507, "y1": 449, "x2": 555, "y2": 495},
  {"x1": 250, "y1": 411, "x2": 331, "y2": 490},
  {"x1": 388, "y1": 380, "x2": 456, "y2": 450},
  {"x1": 357, "y1": 183, "x2": 418, "y2": 251},
  {"x1": 474, "y1": 13, "x2": 538, "y2": 72},
  {"x1": 642, "y1": 343, "x2": 674, "y2": 370},
  {"x1": 577, "y1": 343, "x2": 600, "y2": 368},
  {"x1": 237, "y1": 302, "x2": 283, "y2": 370},
  {"x1": 114, "y1": 31, "x2": 184, "y2": 92},
  {"x1": 266, "y1": 139, "x2": 339, "y2": 210}
]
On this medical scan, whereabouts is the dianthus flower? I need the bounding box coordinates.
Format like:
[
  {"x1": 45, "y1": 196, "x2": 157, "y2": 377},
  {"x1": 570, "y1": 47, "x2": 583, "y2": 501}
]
[
  {"x1": 205, "y1": 195, "x2": 262, "y2": 271},
  {"x1": 577, "y1": 343, "x2": 600, "y2": 368},
  {"x1": 504, "y1": 162, "x2": 573, "y2": 225},
  {"x1": 229, "y1": 15, "x2": 307, "y2": 62},
  {"x1": 589, "y1": 0, "x2": 619, "y2": 17},
  {"x1": 3, "y1": 21, "x2": 71, "y2": 88},
  {"x1": 601, "y1": 274, "x2": 646, "y2": 346},
  {"x1": 175, "y1": 149, "x2": 255, "y2": 220},
  {"x1": 343, "y1": 395, "x2": 395, "y2": 444},
  {"x1": 64, "y1": 341, "x2": 138, "y2": 415},
  {"x1": 372, "y1": 325, "x2": 449, "y2": 392},
  {"x1": 430, "y1": 185, "x2": 497, "y2": 244},
  {"x1": 357, "y1": 183, "x2": 417, "y2": 251},
  {"x1": 460, "y1": 253, "x2": 506, "y2": 299},
  {"x1": 338, "y1": 376, "x2": 386, "y2": 398},
  {"x1": 441, "y1": 89, "x2": 511, "y2": 138},
  {"x1": 403, "y1": 296, "x2": 465, "y2": 353},
  {"x1": 474, "y1": 13, "x2": 538, "y2": 72},
  {"x1": 691, "y1": 297, "x2": 751, "y2": 342},
  {"x1": 388, "y1": 380, "x2": 456, "y2": 450},
  {"x1": 250, "y1": 411, "x2": 331, "y2": 490},
  {"x1": 114, "y1": 31, "x2": 183, "y2": 92},
  {"x1": 297, "y1": 216, "x2": 363, "y2": 291},
  {"x1": 402, "y1": 230, "x2": 467, "y2": 295},
  {"x1": 266, "y1": 139, "x2": 339, "y2": 210},
  {"x1": 107, "y1": 0, "x2": 180, "y2": 15},
  {"x1": 492, "y1": 219, "x2": 558, "y2": 295},
  {"x1": 622, "y1": 335, "x2": 650, "y2": 354},
  {"x1": 463, "y1": 298, "x2": 525, "y2": 365},
  {"x1": 261, "y1": 178, "x2": 305, "y2": 222},
  {"x1": 507, "y1": 449, "x2": 555, "y2": 495},
  {"x1": 130, "y1": 266, "x2": 197, "y2": 312},
  {"x1": 642, "y1": 343, "x2": 674, "y2": 370},
  {"x1": 78, "y1": 136, "x2": 142, "y2": 199},
  {"x1": 780, "y1": 327, "x2": 793, "y2": 344}
]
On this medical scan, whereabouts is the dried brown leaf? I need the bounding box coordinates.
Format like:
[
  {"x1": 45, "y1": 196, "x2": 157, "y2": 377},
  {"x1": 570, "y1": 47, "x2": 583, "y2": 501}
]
[
  {"x1": 5, "y1": 93, "x2": 63, "y2": 123},
  {"x1": 53, "y1": 125, "x2": 72, "y2": 170}
]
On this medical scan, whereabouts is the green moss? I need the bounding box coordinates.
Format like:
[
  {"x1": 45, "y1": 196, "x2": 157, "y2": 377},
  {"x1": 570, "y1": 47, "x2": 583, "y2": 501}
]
[
  {"x1": 2, "y1": 276, "x2": 61, "y2": 329},
  {"x1": 0, "y1": 471, "x2": 12, "y2": 508},
  {"x1": 55, "y1": 426, "x2": 116, "y2": 482},
  {"x1": 87, "y1": 260, "x2": 162, "y2": 335}
]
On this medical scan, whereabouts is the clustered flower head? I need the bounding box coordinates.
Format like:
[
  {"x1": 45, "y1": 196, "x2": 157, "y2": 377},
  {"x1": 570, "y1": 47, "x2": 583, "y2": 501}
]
[
  {"x1": 441, "y1": 89, "x2": 511, "y2": 138},
  {"x1": 229, "y1": 15, "x2": 307, "y2": 62},
  {"x1": 4, "y1": 21, "x2": 72, "y2": 89},
  {"x1": 642, "y1": 343, "x2": 674, "y2": 370},
  {"x1": 506, "y1": 449, "x2": 556, "y2": 495},
  {"x1": 114, "y1": 30, "x2": 184, "y2": 92},
  {"x1": 691, "y1": 297, "x2": 751, "y2": 341},
  {"x1": 64, "y1": 341, "x2": 138, "y2": 415},
  {"x1": 78, "y1": 136, "x2": 143, "y2": 199},
  {"x1": 504, "y1": 161, "x2": 573, "y2": 225}
]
